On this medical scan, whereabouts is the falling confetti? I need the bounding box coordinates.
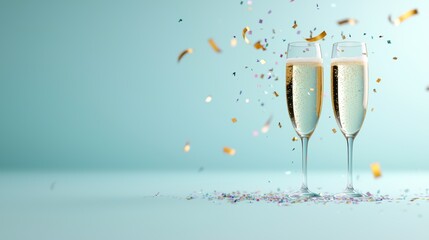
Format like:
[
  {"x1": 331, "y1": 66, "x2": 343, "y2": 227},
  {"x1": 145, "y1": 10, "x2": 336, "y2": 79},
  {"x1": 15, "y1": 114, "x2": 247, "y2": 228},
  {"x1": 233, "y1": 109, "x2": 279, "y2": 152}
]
[
  {"x1": 205, "y1": 95, "x2": 212, "y2": 103},
  {"x1": 231, "y1": 118, "x2": 237, "y2": 123},
  {"x1": 373, "y1": 89, "x2": 377, "y2": 93},
  {"x1": 337, "y1": 18, "x2": 358, "y2": 26},
  {"x1": 184, "y1": 142, "x2": 191, "y2": 152},
  {"x1": 376, "y1": 78, "x2": 381, "y2": 83},
  {"x1": 177, "y1": 48, "x2": 193, "y2": 62},
  {"x1": 242, "y1": 26, "x2": 251, "y2": 44},
  {"x1": 292, "y1": 137, "x2": 299, "y2": 141},
  {"x1": 332, "y1": 128, "x2": 337, "y2": 133},
  {"x1": 305, "y1": 31, "x2": 327, "y2": 42},
  {"x1": 254, "y1": 41, "x2": 267, "y2": 51},
  {"x1": 273, "y1": 91, "x2": 279, "y2": 97},
  {"x1": 261, "y1": 116, "x2": 273, "y2": 133},
  {"x1": 292, "y1": 20, "x2": 298, "y2": 29},
  {"x1": 278, "y1": 122, "x2": 282, "y2": 128},
  {"x1": 393, "y1": 57, "x2": 398, "y2": 60},
  {"x1": 259, "y1": 59, "x2": 266, "y2": 64},
  {"x1": 370, "y1": 162, "x2": 382, "y2": 178},
  {"x1": 223, "y1": 147, "x2": 236, "y2": 156},
  {"x1": 230, "y1": 37, "x2": 238, "y2": 47},
  {"x1": 389, "y1": 9, "x2": 418, "y2": 26},
  {"x1": 208, "y1": 38, "x2": 221, "y2": 53},
  {"x1": 371, "y1": 108, "x2": 375, "y2": 112}
]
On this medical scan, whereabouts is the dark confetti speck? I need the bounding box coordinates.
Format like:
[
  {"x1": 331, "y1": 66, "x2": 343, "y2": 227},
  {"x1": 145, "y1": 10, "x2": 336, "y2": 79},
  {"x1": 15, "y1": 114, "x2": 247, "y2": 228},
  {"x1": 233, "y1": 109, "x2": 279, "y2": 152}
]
[
  {"x1": 178, "y1": 19, "x2": 182, "y2": 22},
  {"x1": 233, "y1": 72, "x2": 236, "y2": 76}
]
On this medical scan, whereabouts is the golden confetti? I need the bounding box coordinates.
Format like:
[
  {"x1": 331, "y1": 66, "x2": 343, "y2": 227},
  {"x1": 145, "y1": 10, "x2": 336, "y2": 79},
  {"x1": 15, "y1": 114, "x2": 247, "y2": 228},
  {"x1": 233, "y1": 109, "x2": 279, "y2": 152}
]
[
  {"x1": 370, "y1": 162, "x2": 382, "y2": 178},
  {"x1": 373, "y1": 89, "x2": 377, "y2": 93},
  {"x1": 292, "y1": 20, "x2": 298, "y2": 29},
  {"x1": 223, "y1": 147, "x2": 236, "y2": 156},
  {"x1": 341, "y1": 32, "x2": 346, "y2": 40},
  {"x1": 337, "y1": 18, "x2": 358, "y2": 26},
  {"x1": 208, "y1": 38, "x2": 221, "y2": 53},
  {"x1": 184, "y1": 142, "x2": 191, "y2": 152},
  {"x1": 260, "y1": 59, "x2": 266, "y2": 64},
  {"x1": 389, "y1": 9, "x2": 418, "y2": 26},
  {"x1": 254, "y1": 41, "x2": 266, "y2": 51},
  {"x1": 231, "y1": 117, "x2": 237, "y2": 123},
  {"x1": 230, "y1": 38, "x2": 238, "y2": 47},
  {"x1": 205, "y1": 95, "x2": 212, "y2": 103},
  {"x1": 332, "y1": 128, "x2": 337, "y2": 134},
  {"x1": 273, "y1": 91, "x2": 279, "y2": 97},
  {"x1": 393, "y1": 57, "x2": 398, "y2": 60},
  {"x1": 305, "y1": 31, "x2": 327, "y2": 42},
  {"x1": 242, "y1": 26, "x2": 250, "y2": 44},
  {"x1": 177, "y1": 48, "x2": 193, "y2": 62},
  {"x1": 376, "y1": 78, "x2": 381, "y2": 83},
  {"x1": 278, "y1": 122, "x2": 282, "y2": 128},
  {"x1": 292, "y1": 137, "x2": 299, "y2": 142},
  {"x1": 261, "y1": 116, "x2": 272, "y2": 133}
]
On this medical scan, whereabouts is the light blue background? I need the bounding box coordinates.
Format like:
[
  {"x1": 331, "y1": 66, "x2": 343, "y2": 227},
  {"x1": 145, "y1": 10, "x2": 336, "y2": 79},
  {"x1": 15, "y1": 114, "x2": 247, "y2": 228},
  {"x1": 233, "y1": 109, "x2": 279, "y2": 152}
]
[{"x1": 1, "y1": 0, "x2": 428, "y2": 171}]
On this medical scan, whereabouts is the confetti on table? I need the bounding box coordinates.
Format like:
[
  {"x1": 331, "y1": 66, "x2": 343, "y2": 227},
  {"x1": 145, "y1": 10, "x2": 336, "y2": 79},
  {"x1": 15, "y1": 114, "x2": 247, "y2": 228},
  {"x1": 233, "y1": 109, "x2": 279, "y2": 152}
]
[
  {"x1": 273, "y1": 91, "x2": 279, "y2": 97},
  {"x1": 205, "y1": 95, "x2": 212, "y2": 103},
  {"x1": 292, "y1": 20, "x2": 298, "y2": 29},
  {"x1": 177, "y1": 48, "x2": 193, "y2": 62},
  {"x1": 370, "y1": 162, "x2": 382, "y2": 178},
  {"x1": 337, "y1": 18, "x2": 358, "y2": 26},
  {"x1": 292, "y1": 137, "x2": 298, "y2": 141},
  {"x1": 259, "y1": 59, "x2": 266, "y2": 64},
  {"x1": 261, "y1": 116, "x2": 272, "y2": 133},
  {"x1": 376, "y1": 78, "x2": 381, "y2": 83},
  {"x1": 305, "y1": 31, "x2": 327, "y2": 42},
  {"x1": 208, "y1": 38, "x2": 221, "y2": 53},
  {"x1": 223, "y1": 147, "x2": 236, "y2": 156},
  {"x1": 278, "y1": 122, "x2": 282, "y2": 128},
  {"x1": 254, "y1": 41, "x2": 267, "y2": 51},
  {"x1": 332, "y1": 128, "x2": 337, "y2": 134},
  {"x1": 389, "y1": 9, "x2": 418, "y2": 26},
  {"x1": 242, "y1": 26, "x2": 251, "y2": 44},
  {"x1": 184, "y1": 142, "x2": 191, "y2": 152},
  {"x1": 230, "y1": 37, "x2": 238, "y2": 47},
  {"x1": 231, "y1": 118, "x2": 237, "y2": 123}
]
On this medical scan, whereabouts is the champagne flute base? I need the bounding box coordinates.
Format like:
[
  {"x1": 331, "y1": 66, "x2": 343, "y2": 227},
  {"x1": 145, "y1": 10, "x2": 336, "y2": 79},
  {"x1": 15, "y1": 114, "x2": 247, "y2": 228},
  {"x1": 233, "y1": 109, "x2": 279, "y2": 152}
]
[
  {"x1": 291, "y1": 188, "x2": 320, "y2": 199},
  {"x1": 335, "y1": 188, "x2": 365, "y2": 198}
]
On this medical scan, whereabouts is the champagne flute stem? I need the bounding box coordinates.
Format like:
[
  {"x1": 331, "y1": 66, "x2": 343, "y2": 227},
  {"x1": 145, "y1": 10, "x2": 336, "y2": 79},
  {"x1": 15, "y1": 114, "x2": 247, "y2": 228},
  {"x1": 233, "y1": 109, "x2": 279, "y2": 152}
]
[
  {"x1": 301, "y1": 137, "x2": 309, "y2": 191},
  {"x1": 346, "y1": 137, "x2": 355, "y2": 191}
]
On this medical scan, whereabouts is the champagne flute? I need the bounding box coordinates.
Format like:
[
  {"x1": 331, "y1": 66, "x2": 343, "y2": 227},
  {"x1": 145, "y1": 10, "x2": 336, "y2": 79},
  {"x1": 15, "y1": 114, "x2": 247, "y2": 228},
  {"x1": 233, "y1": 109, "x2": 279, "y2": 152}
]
[
  {"x1": 285, "y1": 42, "x2": 323, "y2": 198},
  {"x1": 331, "y1": 42, "x2": 368, "y2": 197}
]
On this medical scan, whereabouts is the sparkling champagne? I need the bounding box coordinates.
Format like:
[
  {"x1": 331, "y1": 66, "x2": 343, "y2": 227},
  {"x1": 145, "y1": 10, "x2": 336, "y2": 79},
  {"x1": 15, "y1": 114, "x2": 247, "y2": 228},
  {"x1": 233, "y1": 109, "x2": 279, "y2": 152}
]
[
  {"x1": 286, "y1": 58, "x2": 323, "y2": 137},
  {"x1": 331, "y1": 57, "x2": 368, "y2": 137}
]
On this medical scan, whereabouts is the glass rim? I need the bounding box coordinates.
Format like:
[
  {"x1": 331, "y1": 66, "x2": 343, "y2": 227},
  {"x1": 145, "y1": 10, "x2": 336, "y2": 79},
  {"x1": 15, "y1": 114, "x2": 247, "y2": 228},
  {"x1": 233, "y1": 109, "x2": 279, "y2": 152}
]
[
  {"x1": 288, "y1": 41, "x2": 320, "y2": 47},
  {"x1": 333, "y1": 41, "x2": 366, "y2": 47}
]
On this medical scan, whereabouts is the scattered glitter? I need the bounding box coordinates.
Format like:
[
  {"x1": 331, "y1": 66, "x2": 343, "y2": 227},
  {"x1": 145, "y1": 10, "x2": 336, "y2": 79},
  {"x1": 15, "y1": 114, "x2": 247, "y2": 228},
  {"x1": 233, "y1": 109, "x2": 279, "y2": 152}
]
[
  {"x1": 242, "y1": 26, "x2": 251, "y2": 44},
  {"x1": 305, "y1": 31, "x2": 327, "y2": 42},
  {"x1": 184, "y1": 142, "x2": 191, "y2": 152},
  {"x1": 370, "y1": 162, "x2": 382, "y2": 178},
  {"x1": 205, "y1": 95, "x2": 212, "y2": 103},
  {"x1": 389, "y1": 9, "x2": 418, "y2": 26},
  {"x1": 208, "y1": 38, "x2": 221, "y2": 53},
  {"x1": 292, "y1": 20, "x2": 298, "y2": 29},
  {"x1": 223, "y1": 147, "x2": 236, "y2": 156},
  {"x1": 292, "y1": 137, "x2": 298, "y2": 142},
  {"x1": 254, "y1": 41, "x2": 267, "y2": 51},
  {"x1": 230, "y1": 37, "x2": 238, "y2": 47},
  {"x1": 337, "y1": 18, "x2": 358, "y2": 26},
  {"x1": 261, "y1": 116, "x2": 273, "y2": 133},
  {"x1": 177, "y1": 48, "x2": 193, "y2": 62}
]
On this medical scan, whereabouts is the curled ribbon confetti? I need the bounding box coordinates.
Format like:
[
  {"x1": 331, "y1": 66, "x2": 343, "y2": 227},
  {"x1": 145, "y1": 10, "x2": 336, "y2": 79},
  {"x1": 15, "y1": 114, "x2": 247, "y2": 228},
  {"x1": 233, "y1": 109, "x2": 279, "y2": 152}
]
[{"x1": 305, "y1": 31, "x2": 327, "y2": 42}]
